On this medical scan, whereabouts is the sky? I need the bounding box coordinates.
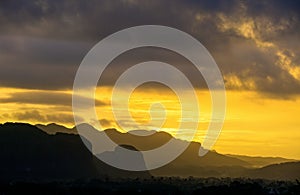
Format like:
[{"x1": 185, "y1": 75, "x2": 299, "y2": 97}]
[{"x1": 0, "y1": 0, "x2": 300, "y2": 159}]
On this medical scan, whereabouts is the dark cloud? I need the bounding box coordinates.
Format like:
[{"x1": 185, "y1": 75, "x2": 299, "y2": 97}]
[
  {"x1": 0, "y1": 0, "x2": 298, "y2": 41},
  {"x1": 13, "y1": 110, "x2": 46, "y2": 122},
  {"x1": 0, "y1": 91, "x2": 106, "y2": 107},
  {"x1": 1, "y1": 110, "x2": 81, "y2": 124},
  {"x1": 98, "y1": 47, "x2": 207, "y2": 89},
  {"x1": 45, "y1": 113, "x2": 76, "y2": 124},
  {"x1": 99, "y1": 119, "x2": 112, "y2": 127},
  {"x1": 0, "y1": 36, "x2": 91, "y2": 89},
  {"x1": 0, "y1": 0, "x2": 299, "y2": 96}
]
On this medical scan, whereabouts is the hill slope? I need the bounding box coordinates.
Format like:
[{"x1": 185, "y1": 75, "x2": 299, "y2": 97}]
[
  {"x1": 0, "y1": 123, "x2": 150, "y2": 181},
  {"x1": 1, "y1": 122, "x2": 299, "y2": 181},
  {"x1": 226, "y1": 154, "x2": 297, "y2": 168}
]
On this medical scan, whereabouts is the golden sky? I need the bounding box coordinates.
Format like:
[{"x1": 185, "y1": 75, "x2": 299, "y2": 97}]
[
  {"x1": 0, "y1": 1, "x2": 300, "y2": 160},
  {"x1": 1, "y1": 86, "x2": 300, "y2": 160}
]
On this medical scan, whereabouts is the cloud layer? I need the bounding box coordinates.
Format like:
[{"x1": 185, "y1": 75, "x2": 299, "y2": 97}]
[{"x1": 0, "y1": 0, "x2": 300, "y2": 97}]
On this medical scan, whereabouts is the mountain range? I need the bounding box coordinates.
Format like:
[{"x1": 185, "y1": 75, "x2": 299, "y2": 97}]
[{"x1": 0, "y1": 122, "x2": 299, "y2": 182}]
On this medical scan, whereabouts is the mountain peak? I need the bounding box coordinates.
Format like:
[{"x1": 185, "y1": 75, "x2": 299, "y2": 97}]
[
  {"x1": 0, "y1": 122, "x2": 299, "y2": 180},
  {"x1": 36, "y1": 123, "x2": 77, "y2": 135}
]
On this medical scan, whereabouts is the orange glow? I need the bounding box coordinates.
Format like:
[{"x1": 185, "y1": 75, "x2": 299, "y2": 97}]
[{"x1": 0, "y1": 86, "x2": 300, "y2": 159}]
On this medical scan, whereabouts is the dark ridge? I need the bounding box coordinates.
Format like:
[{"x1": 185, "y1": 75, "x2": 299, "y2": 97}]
[
  {"x1": 1, "y1": 122, "x2": 299, "y2": 181},
  {"x1": 0, "y1": 122, "x2": 151, "y2": 182}
]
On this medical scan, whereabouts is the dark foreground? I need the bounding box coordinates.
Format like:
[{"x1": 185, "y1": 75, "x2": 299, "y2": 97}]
[{"x1": 1, "y1": 177, "x2": 299, "y2": 195}]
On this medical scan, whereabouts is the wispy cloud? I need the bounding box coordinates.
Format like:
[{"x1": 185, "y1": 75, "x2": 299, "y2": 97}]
[{"x1": 0, "y1": 91, "x2": 106, "y2": 107}]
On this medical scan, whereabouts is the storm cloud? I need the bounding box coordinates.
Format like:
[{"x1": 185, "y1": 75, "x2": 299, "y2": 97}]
[{"x1": 0, "y1": 0, "x2": 300, "y2": 97}]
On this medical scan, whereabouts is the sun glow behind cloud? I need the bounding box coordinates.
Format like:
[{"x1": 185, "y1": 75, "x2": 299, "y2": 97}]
[
  {"x1": 1, "y1": 86, "x2": 300, "y2": 159},
  {"x1": 0, "y1": 0, "x2": 300, "y2": 161}
]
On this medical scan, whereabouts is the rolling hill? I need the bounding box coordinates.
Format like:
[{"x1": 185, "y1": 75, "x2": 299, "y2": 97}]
[
  {"x1": 0, "y1": 122, "x2": 299, "y2": 181},
  {"x1": 226, "y1": 154, "x2": 297, "y2": 168}
]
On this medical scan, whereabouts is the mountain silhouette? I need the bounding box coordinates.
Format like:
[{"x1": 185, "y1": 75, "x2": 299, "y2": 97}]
[
  {"x1": 0, "y1": 123, "x2": 150, "y2": 182},
  {"x1": 36, "y1": 123, "x2": 77, "y2": 135},
  {"x1": 72, "y1": 123, "x2": 253, "y2": 170},
  {"x1": 226, "y1": 154, "x2": 297, "y2": 168},
  {"x1": 246, "y1": 161, "x2": 300, "y2": 180},
  {"x1": 0, "y1": 122, "x2": 299, "y2": 181},
  {"x1": 97, "y1": 144, "x2": 148, "y2": 171}
]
